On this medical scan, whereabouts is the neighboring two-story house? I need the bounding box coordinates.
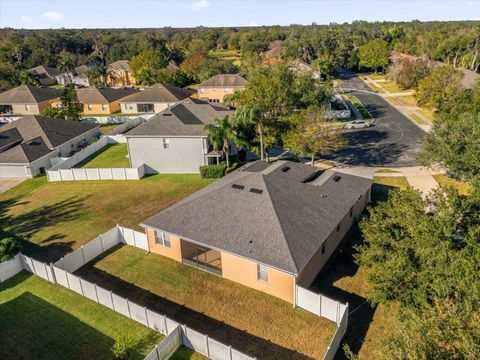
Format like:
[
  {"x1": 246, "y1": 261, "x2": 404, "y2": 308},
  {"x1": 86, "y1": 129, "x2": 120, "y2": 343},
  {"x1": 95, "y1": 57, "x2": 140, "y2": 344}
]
[
  {"x1": 0, "y1": 85, "x2": 60, "y2": 115},
  {"x1": 119, "y1": 83, "x2": 193, "y2": 114},
  {"x1": 106, "y1": 60, "x2": 136, "y2": 87},
  {"x1": 197, "y1": 74, "x2": 247, "y2": 104},
  {"x1": 125, "y1": 99, "x2": 233, "y2": 174}
]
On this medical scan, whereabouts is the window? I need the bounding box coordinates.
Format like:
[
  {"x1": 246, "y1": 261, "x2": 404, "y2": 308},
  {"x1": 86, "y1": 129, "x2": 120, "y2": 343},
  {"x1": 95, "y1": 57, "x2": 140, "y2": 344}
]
[
  {"x1": 155, "y1": 231, "x2": 171, "y2": 248},
  {"x1": 24, "y1": 104, "x2": 30, "y2": 111},
  {"x1": 349, "y1": 207, "x2": 353, "y2": 218},
  {"x1": 200, "y1": 88, "x2": 205, "y2": 94},
  {"x1": 125, "y1": 103, "x2": 133, "y2": 110},
  {"x1": 336, "y1": 224, "x2": 341, "y2": 232},
  {"x1": 224, "y1": 88, "x2": 231, "y2": 93},
  {"x1": 163, "y1": 138, "x2": 170, "y2": 149},
  {"x1": 257, "y1": 264, "x2": 268, "y2": 282},
  {"x1": 87, "y1": 104, "x2": 93, "y2": 111},
  {"x1": 321, "y1": 243, "x2": 326, "y2": 255},
  {"x1": 102, "y1": 104, "x2": 107, "y2": 111}
]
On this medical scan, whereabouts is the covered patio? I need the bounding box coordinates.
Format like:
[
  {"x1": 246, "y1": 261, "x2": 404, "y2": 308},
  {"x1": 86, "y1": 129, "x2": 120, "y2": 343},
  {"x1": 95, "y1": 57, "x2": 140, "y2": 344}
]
[{"x1": 180, "y1": 239, "x2": 222, "y2": 276}]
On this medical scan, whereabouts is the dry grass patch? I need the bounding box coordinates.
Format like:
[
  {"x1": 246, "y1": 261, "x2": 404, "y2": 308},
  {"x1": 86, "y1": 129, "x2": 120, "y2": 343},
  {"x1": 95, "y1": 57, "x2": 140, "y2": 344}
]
[
  {"x1": 433, "y1": 175, "x2": 472, "y2": 195},
  {"x1": 76, "y1": 245, "x2": 336, "y2": 360},
  {"x1": 373, "y1": 176, "x2": 410, "y2": 190},
  {"x1": 397, "y1": 95, "x2": 417, "y2": 106},
  {"x1": 0, "y1": 175, "x2": 214, "y2": 263},
  {"x1": 408, "y1": 112, "x2": 431, "y2": 125}
]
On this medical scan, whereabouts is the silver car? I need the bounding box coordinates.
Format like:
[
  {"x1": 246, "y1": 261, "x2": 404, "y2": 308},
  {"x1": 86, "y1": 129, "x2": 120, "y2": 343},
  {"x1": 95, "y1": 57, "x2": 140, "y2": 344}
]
[{"x1": 345, "y1": 119, "x2": 374, "y2": 129}]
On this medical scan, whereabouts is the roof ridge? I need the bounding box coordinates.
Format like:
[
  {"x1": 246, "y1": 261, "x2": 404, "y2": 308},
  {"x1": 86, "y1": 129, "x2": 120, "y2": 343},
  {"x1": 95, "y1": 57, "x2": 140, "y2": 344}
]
[{"x1": 262, "y1": 174, "x2": 300, "y2": 274}]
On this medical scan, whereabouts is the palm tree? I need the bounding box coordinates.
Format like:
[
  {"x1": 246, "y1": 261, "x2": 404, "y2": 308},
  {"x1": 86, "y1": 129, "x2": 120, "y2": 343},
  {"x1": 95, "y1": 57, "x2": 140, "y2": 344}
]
[
  {"x1": 57, "y1": 58, "x2": 73, "y2": 75},
  {"x1": 17, "y1": 70, "x2": 39, "y2": 86},
  {"x1": 204, "y1": 116, "x2": 235, "y2": 167},
  {"x1": 233, "y1": 105, "x2": 264, "y2": 160}
]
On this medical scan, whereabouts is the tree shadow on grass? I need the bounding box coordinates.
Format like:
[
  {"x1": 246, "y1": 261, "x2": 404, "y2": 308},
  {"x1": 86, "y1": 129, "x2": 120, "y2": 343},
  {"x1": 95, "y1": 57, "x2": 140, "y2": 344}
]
[
  {"x1": 0, "y1": 196, "x2": 87, "y2": 263},
  {"x1": 75, "y1": 245, "x2": 314, "y2": 360}
]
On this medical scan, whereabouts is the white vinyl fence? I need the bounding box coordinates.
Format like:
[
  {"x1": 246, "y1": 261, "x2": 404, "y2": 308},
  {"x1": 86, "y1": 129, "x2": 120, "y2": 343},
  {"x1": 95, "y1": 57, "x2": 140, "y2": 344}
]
[
  {"x1": 0, "y1": 254, "x2": 24, "y2": 282},
  {"x1": 105, "y1": 117, "x2": 146, "y2": 135},
  {"x1": 15, "y1": 227, "x2": 255, "y2": 360},
  {"x1": 295, "y1": 285, "x2": 349, "y2": 360}
]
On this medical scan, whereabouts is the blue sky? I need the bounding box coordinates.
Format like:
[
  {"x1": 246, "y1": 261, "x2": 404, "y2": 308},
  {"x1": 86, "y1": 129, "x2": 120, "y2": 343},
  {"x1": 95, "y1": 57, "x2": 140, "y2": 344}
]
[{"x1": 1, "y1": 0, "x2": 479, "y2": 29}]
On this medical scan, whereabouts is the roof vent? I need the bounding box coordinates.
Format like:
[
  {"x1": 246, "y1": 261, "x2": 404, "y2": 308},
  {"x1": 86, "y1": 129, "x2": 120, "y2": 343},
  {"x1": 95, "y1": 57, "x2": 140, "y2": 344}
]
[
  {"x1": 249, "y1": 188, "x2": 263, "y2": 194},
  {"x1": 163, "y1": 112, "x2": 172, "y2": 116},
  {"x1": 281, "y1": 166, "x2": 290, "y2": 173},
  {"x1": 231, "y1": 184, "x2": 244, "y2": 190},
  {"x1": 333, "y1": 175, "x2": 342, "y2": 182}
]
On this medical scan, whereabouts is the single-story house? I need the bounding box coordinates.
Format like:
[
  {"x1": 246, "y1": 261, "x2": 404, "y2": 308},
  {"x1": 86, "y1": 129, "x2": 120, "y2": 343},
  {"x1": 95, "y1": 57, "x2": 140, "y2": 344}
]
[
  {"x1": 125, "y1": 99, "x2": 234, "y2": 174},
  {"x1": 119, "y1": 83, "x2": 193, "y2": 114},
  {"x1": 29, "y1": 65, "x2": 59, "y2": 86},
  {"x1": 106, "y1": 60, "x2": 136, "y2": 87},
  {"x1": 0, "y1": 85, "x2": 60, "y2": 115},
  {"x1": 140, "y1": 160, "x2": 373, "y2": 303},
  {"x1": 289, "y1": 59, "x2": 321, "y2": 80},
  {"x1": 56, "y1": 65, "x2": 91, "y2": 87},
  {"x1": 261, "y1": 40, "x2": 284, "y2": 65},
  {"x1": 197, "y1": 74, "x2": 248, "y2": 103},
  {"x1": 52, "y1": 86, "x2": 138, "y2": 115},
  {"x1": 0, "y1": 115, "x2": 99, "y2": 178}
]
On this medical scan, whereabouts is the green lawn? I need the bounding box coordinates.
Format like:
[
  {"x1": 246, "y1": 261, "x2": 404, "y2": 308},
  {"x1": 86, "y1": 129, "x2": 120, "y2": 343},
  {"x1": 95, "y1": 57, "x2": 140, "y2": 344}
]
[
  {"x1": 374, "y1": 169, "x2": 401, "y2": 174},
  {"x1": 373, "y1": 176, "x2": 409, "y2": 189},
  {"x1": 75, "y1": 143, "x2": 129, "y2": 168},
  {"x1": 433, "y1": 174, "x2": 472, "y2": 195},
  {"x1": 171, "y1": 347, "x2": 208, "y2": 360},
  {"x1": 75, "y1": 245, "x2": 336, "y2": 360},
  {"x1": 346, "y1": 94, "x2": 370, "y2": 119},
  {"x1": 99, "y1": 124, "x2": 119, "y2": 134},
  {"x1": 409, "y1": 112, "x2": 431, "y2": 126},
  {"x1": 0, "y1": 272, "x2": 162, "y2": 360},
  {"x1": 0, "y1": 174, "x2": 214, "y2": 263},
  {"x1": 367, "y1": 73, "x2": 385, "y2": 81},
  {"x1": 366, "y1": 81, "x2": 385, "y2": 93},
  {"x1": 48, "y1": 84, "x2": 65, "y2": 90},
  {"x1": 380, "y1": 81, "x2": 409, "y2": 94},
  {"x1": 397, "y1": 95, "x2": 417, "y2": 106},
  {"x1": 419, "y1": 108, "x2": 436, "y2": 121}
]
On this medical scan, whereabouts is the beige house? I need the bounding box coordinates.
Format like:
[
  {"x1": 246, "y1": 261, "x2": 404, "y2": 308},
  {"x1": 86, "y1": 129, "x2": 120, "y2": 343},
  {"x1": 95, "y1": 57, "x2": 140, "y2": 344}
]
[
  {"x1": 51, "y1": 86, "x2": 138, "y2": 115},
  {"x1": 197, "y1": 74, "x2": 247, "y2": 103},
  {"x1": 0, "y1": 85, "x2": 60, "y2": 115},
  {"x1": 106, "y1": 60, "x2": 136, "y2": 87},
  {"x1": 140, "y1": 160, "x2": 372, "y2": 303},
  {"x1": 119, "y1": 83, "x2": 193, "y2": 114}
]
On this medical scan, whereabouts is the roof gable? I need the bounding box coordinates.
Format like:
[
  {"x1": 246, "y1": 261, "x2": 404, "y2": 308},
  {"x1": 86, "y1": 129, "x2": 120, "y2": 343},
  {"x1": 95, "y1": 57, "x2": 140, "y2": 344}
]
[
  {"x1": 0, "y1": 85, "x2": 60, "y2": 104},
  {"x1": 199, "y1": 74, "x2": 248, "y2": 88},
  {"x1": 119, "y1": 84, "x2": 192, "y2": 104}
]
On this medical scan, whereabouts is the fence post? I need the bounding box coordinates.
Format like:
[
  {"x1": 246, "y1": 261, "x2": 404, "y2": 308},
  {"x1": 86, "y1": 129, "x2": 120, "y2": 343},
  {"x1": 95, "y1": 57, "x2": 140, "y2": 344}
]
[
  {"x1": 110, "y1": 291, "x2": 115, "y2": 311},
  {"x1": 205, "y1": 335, "x2": 210, "y2": 358},
  {"x1": 144, "y1": 307, "x2": 150, "y2": 328},
  {"x1": 44, "y1": 263, "x2": 50, "y2": 282},
  {"x1": 65, "y1": 271, "x2": 71, "y2": 289},
  {"x1": 337, "y1": 301, "x2": 341, "y2": 325},
  {"x1": 155, "y1": 345, "x2": 161, "y2": 360},
  {"x1": 94, "y1": 284, "x2": 99, "y2": 303},
  {"x1": 49, "y1": 263, "x2": 57, "y2": 284},
  {"x1": 229, "y1": 345, "x2": 232, "y2": 360},
  {"x1": 319, "y1": 293, "x2": 322, "y2": 317},
  {"x1": 99, "y1": 235, "x2": 105, "y2": 253},
  {"x1": 126, "y1": 299, "x2": 132, "y2": 319},
  {"x1": 81, "y1": 245, "x2": 86, "y2": 266},
  {"x1": 61, "y1": 257, "x2": 66, "y2": 271},
  {"x1": 133, "y1": 231, "x2": 137, "y2": 248},
  {"x1": 163, "y1": 315, "x2": 168, "y2": 335},
  {"x1": 31, "y1": 259, "x2": 38, "y2": 275},
  {"x1": 79, "y1": 277, "x2": 85, "y2": 296}
]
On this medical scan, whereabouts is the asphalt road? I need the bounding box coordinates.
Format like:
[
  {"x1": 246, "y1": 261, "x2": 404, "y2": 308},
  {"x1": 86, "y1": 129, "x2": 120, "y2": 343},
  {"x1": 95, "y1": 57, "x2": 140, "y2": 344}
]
[{"x1": 329, "y1": 70, "x2": 424, "y2": 167}]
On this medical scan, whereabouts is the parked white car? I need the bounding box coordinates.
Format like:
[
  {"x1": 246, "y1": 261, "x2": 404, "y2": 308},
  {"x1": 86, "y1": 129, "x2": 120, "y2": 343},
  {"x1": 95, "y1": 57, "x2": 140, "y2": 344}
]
[{"x1": 345, "y1": 119, "x2": 374, "y2": 129}]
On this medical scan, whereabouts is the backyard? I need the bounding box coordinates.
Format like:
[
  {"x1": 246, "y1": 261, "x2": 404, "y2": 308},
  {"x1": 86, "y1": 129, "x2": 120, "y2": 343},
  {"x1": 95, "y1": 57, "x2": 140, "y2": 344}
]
[
  {"x1": 0, "y1": 272, "x2": 161, "y2": 360},
  {"x1": 75, "y1": 143, "x2": 130, "y2": 168},
  {"x1": 75, "y1": 244, "x2": 336, "y2": 360},
  {"x1": 0, "y1": 174, "x2": 214, "y2": 263}
]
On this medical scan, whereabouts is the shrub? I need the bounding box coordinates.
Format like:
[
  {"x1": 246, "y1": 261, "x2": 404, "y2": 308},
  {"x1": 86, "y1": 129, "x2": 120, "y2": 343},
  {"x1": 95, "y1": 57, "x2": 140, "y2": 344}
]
[
  {"x1": 111, "y1": 332, "x2": 135, "y2": 360},
  {"x1": 199, "y1": 163, "x2": 227, "y2": 178},
  {"x1": 0, "y1": 237, "x2": 21, "y2": 262},
  {"x1": 226, "y1": 162, "x2": 240, "y2": 174}
]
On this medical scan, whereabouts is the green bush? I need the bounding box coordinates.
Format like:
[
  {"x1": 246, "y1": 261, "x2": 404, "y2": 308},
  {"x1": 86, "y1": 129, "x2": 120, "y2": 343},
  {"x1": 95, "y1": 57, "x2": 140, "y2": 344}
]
[
  {"x1": 0, "y1": 237, "x2": 21, "y2": 262},
  {"x1": 111, "y1": 332, "x2": 135, "y2": 360},
  {"x1": 226, "y1": 162, "x2": 240, "y2": 174},
  {"x1": 199, "y1": 163, "x2": 227, "y2": 178}
]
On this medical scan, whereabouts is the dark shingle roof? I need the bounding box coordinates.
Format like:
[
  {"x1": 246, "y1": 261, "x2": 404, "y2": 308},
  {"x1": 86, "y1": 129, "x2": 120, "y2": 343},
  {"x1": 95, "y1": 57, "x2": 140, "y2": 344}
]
[
  {"x1": 0, "y1": 85, "x2": 60, "y2": 104},
  {"x1": 119, "y1": 84, "x2": 192, "y2": 104},
  {"x1": 0, "y1": 115, "x2": 98, "y2": 164},
  {"x1": 126, "y1": 99, "x2": 233, "y2": 137},
  {"x1": 76, "y1": 86, "x2": 138, "y2": 104},
  {"x1": 199, "y1": 74, "x2": 248, "y2": 88},
  {"x1": 29, "y1": 65, "x2": 59, "y2": 78},
  {"x1": 142, "y1": 160, "x2": 372, "y2": 274}
]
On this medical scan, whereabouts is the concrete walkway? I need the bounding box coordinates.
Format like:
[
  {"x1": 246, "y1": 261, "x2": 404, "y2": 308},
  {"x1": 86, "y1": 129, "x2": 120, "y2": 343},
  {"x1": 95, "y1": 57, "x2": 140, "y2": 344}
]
[
  {"x1": 399, "y1": 166, "x2": 439, "y2": 197},
  {"x1": 0, "y1": 179, "x2": 24, "y2": 194}
]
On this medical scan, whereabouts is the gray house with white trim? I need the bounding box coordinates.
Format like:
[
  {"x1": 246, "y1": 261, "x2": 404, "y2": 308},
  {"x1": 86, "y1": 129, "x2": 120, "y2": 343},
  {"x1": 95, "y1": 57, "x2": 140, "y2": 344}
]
[{"x1": 125, "y1": 99, "x2": 233, "y2": 174}]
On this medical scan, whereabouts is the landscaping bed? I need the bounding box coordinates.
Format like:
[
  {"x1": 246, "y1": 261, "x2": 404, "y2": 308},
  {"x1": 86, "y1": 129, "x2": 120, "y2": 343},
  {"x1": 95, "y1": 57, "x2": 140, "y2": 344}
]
[
  {"x1": 346, "y1": 94, "x2": 370, "y2": 119},
  {"x1": 74, "y1": 245, "x2": 336, "y2": 360},
  {"x1": 0, "y1": 174, "x2": 214, "y2": 263},
  {"x1": 0, "y1": 272, "x2": 162, "y2": 360},
  {"x1": 75, "y1": 143, "x2": 130, "y2": 168}
]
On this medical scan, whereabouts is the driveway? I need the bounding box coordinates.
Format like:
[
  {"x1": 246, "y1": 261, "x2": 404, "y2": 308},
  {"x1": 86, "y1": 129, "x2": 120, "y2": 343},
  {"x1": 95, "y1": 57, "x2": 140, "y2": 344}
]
[
  {"x1": 330, "y1": 70, "x2": 424, "y2": 167},
  {"x1": 0, "y1": 179, "x2": 24, "y2": 194}
]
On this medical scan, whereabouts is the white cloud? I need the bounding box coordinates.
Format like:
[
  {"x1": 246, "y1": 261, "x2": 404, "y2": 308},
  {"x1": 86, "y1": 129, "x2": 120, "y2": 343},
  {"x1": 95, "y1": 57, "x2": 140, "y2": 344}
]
[
  {"x1": 20, "y1": 16, "x2": 34, "y2": 24},
  {"x1": 190, "y1": 0, "x2": 210, "y2": 10},
  {"x1": 248, "y1": 21, "x2": 258, "y2": 27},
  {"x1": 40, "y1": 11, "x2": 64, "y2": 22}
]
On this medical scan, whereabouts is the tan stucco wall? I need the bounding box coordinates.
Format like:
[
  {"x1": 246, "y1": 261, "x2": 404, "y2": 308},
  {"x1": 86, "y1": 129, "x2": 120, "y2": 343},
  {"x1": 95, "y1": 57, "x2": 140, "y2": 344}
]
[
  {"x1": 146, "y1": 228, "x2": 182, "y2": 262},
  {"x1": 81, "y1": 102, "x2": 120, "y2": 115},
  {"x1": 297, "y1": 187, "x2": 371, "y2": 288},
  {"x1": 10, "y1": 102, "x2": 52, "y2": 115},
  {"x1": 197, "y1": 87, "x2": 243, "y2": 103},
  {"x1": 221, "y1": 252, "x2": 295, "y2": 303},
  {"x1": 107, "y1": 70, "x2": 136, "y2": 87},
  {"x1": 120, "y1": 102, "x2": 172, "y2": 114}
]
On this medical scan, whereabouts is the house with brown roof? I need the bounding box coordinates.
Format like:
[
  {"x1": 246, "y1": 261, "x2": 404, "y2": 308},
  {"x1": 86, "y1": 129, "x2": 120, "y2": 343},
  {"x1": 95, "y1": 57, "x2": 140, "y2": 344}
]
[
  {"x1": 106, "y1": 60, "x2": 136, "y2": 87},
  {"x1": 289, "y1": 59, "x2": 321, "y2": 79},
  {"x1": 51, "y1": 86, "x2": 138, "y2": 115},
  {"x1": 29, "y1": 65, "x2": 59, "y2": 86},
  {"x1": 125, "y1": 99, "x2": 233, "y2": 174},
  {"x1": 119, "y1": 84, "x2": 193, "y2": 114},
  {"x1": 0, "y1": 115, "x2": 98, "y2": 178},
  {"x1": 197, "y1": 74, "x2": 248, "y2": 103},
  {"x1": 140, "y1": 160, "x2": 372, "y2": 303},
  {"x1": 261, "y1": 40, "x2": 285, "y2": 65},
  {"x1": 0, "y1": 85, "x2": 60, "y2": 115}
]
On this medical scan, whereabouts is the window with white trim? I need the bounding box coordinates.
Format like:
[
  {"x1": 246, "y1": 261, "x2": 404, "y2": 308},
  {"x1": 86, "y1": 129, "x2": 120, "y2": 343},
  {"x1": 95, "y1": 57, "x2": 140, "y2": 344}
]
[
  {"x1": 257, "y1": 264, "x2": 268, "y2": 282},
  {"x1": 87, "y1": 104, "x2": 93, "y2": 111},
  {"x1": 163, "y1": 138, "x2": 170, "y2": 149},
  {"x1": 155, "y1": 231, "x2": 171, "y2": 248},
  {"x1": 102, "y1": 104, "x2": 107, "y2": 111},
  {"x1": 125, "y1": 103, "x2": 133, "y2": 110},
  {"x1": 24, "y1": 104, "x2": 30, "y2": 111}
]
